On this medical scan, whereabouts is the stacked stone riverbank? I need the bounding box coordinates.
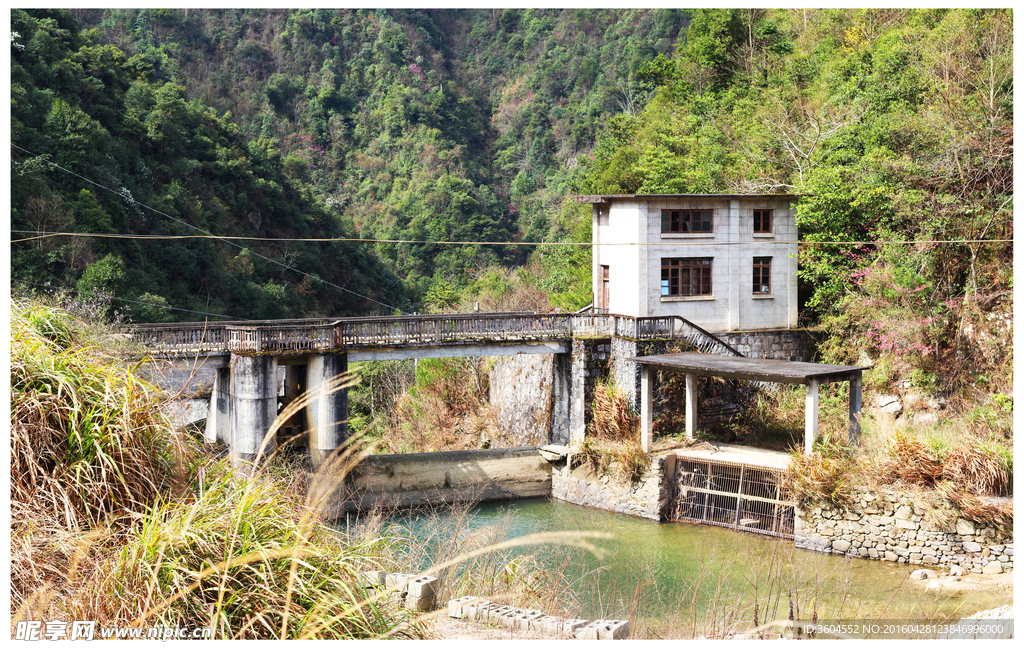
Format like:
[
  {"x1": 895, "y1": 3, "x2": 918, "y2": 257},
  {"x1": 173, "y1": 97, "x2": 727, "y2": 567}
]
[{"x1": 795, "y1": 489, "x2": 1013, "y2": 573}]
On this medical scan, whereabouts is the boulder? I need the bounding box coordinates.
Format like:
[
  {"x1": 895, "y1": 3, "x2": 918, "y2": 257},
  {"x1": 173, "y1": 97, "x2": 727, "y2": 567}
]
[
  {"x1": 910, "y1": 569, "x2": 938, "y2": 580},
  {"x1": 982, "y1": 561, "x2": 1004, "y2": 575},
  {"x1": 832, "y1": 539, "x2": 851, "y2": 553},
  {"x1": 876, "y1": 394, "x2": 903, "y2": 419}
]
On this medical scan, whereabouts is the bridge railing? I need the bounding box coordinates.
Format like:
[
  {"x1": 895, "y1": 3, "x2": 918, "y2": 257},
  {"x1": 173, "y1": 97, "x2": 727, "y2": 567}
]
[
  {"x1": 134, "y1": 324, "x2": 229, "y2": 354},
  {"x1": 227, "y1": 323, "x2": 336, "y2": 353},
  {"x1": 132, "y1": 312, "x2": 743, "y2": 356},
  {"x1": 335, "y1": 312, "x2": 573, "y2": 347},
  {"x1": 570, "y1": 313, "x2": 611, "y2": 338}
]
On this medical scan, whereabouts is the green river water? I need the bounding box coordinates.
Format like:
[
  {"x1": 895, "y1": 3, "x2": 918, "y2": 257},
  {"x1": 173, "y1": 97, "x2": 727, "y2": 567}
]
[{"x1": 372, "y1": 498, "x2": 1011, "y2": 638}]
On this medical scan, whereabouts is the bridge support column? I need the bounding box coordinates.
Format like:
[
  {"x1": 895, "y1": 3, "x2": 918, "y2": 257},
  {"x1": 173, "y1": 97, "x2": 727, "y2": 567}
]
[
  {"x1": 305, "y1": 352, "x2": 348, "y2": 466},
  {"x1": 204, "y1": 367, "x2": 231, "y2": 445},
  {"x1": 550, "y1": 352, "x2": 572, "y2": 445},
  {"x1": 229, "y1": 355, "x2": 278, "y2": 466}
]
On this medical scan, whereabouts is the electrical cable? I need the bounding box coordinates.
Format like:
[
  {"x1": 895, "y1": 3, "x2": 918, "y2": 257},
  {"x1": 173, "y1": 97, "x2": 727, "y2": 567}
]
[
  {"x1": 10, "y1": 230, "x2": 1012, "y2": 247},
  {"x1": 10, "y1": 144, "x2": 405, "y2": 314}
]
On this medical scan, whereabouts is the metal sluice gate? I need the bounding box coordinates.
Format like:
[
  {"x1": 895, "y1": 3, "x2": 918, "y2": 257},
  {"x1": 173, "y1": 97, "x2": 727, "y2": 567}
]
[{"x1": 666, "y1": 457, "x2": 795, "y2": 539}]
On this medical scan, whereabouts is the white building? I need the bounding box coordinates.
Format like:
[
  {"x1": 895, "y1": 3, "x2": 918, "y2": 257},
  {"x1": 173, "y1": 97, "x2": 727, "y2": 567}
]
[{"x1": 578, "y1": 194, "x2": 800, "y2": 332}]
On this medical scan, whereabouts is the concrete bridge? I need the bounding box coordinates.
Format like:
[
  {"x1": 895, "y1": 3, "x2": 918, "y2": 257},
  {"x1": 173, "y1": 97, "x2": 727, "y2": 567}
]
[{"x1": 134, "y1": 312, "x2": 742, "y2": 466}]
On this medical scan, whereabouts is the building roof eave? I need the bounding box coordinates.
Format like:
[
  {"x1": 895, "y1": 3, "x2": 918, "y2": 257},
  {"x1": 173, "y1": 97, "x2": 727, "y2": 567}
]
[{"x1": 573, "y1": 193, "x2": 807, "y2": 204}]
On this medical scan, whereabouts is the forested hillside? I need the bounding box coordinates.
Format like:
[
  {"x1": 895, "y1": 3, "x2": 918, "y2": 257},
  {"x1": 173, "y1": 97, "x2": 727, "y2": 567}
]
[
  {"x1": 11, "y1": 8, "x2": 1013, "y2": 398},
  {"x1": 11, "y1": 9, "x2": 407, "y2": 320},
  {"x1": 14, "y1": 8, "x2": 683, "y2": 317},
  {"x1": 573, "y1": 8, "x2": 1012, "y2": 394}
]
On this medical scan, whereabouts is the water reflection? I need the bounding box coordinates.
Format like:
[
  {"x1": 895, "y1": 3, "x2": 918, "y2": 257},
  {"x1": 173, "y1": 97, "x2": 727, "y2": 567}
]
[{"x1": 372, "y1": 498, "x2": 1011, "y2": 636}]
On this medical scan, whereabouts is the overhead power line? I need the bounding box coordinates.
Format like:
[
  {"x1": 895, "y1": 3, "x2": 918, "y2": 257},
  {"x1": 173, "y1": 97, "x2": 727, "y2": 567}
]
[
  {"x1": 10, "y1": 144, "x2": 404, "y2": 314},
  {"x1": 11, "y1": 230, "x2": 1013, "y2": 247}
]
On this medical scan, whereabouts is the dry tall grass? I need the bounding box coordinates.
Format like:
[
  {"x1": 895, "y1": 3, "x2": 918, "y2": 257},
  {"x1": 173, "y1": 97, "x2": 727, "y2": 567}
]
[
  {"x1": 589, "y1": 381, "x2": 638, "y2": 442},
  {"x1": 11, "y1": 301, "x2": 190, "y2": 530},
  {"x1": 9, "y1": 299, "x2": 425, "y2": 638}
]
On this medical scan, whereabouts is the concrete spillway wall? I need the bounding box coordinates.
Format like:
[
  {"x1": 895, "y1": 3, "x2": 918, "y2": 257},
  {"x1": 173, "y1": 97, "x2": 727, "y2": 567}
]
[{"x1": 321, "y1": 447, "x2": 552, "y2": 516}]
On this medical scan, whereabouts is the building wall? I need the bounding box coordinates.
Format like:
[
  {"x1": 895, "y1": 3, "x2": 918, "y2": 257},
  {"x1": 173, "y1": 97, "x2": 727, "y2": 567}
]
[
  {"x1": 593, "y1": 196, "x2": 798, "y2": 332},
  {"x1": 593, "y1": 200, "x2": 643, "y2": 317}
]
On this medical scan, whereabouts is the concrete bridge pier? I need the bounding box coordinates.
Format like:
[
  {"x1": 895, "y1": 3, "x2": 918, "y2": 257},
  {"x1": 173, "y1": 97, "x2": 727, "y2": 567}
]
[
  {"x1": 229, "y1": 355, "x2": 279, "y2": 466},
  {"x1": 305, "y1": 352, "x2": 348, "y2": 466},
  {"x1": 204, "y1": 367, "x2": 231, "y2": 445}
]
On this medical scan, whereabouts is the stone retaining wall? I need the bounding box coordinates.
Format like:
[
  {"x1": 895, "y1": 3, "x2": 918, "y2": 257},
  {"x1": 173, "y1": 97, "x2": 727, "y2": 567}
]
[
  {"x1": 795, "y1": 490, "x2": 1013, "y2": 573},
  {"x1": 609, "y1": 337, "x2": 672, "y2": 411},
  {"x1": 715, "y1": 329, "x2": 815, "y2": 362},
  {"x1": 489, "y1": 354, "x2": 555, "y2": 447},
  {"x1": 551, "y1": 455, "x2": 670, "y2": 521}
]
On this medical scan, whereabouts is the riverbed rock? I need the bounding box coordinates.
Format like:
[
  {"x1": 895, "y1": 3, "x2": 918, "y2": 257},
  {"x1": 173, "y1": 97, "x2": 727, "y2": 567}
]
[
  {"x1": 910, "y1": 569, "x2": 938, "y2": 580},
  {"x1": 982, "y1": 561, "x2": 1004, "y2": 575},
  {"x1": 832, "y1": 539, "x2": 851, "y2": 554}
]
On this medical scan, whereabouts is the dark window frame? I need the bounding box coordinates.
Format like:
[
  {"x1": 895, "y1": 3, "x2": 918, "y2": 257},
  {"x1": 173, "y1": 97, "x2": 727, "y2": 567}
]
[
  {"x1": 753, "y1": 256, "x2": 772, "y2": 294},
  {"x1": 661, "y1": 258, "x2": 713, "y2": 297},
  {"x1": 661, "y1": 209, "x2": 714, "y2": 234},
  {"x1": 753, "y1": 209, "x2": 773, "y2": 234}
]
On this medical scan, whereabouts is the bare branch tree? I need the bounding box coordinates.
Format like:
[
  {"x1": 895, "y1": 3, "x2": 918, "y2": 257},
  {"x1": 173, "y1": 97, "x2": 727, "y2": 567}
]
[{"x1": 758, "y1": 100, "x2": 866, "y2": 187}]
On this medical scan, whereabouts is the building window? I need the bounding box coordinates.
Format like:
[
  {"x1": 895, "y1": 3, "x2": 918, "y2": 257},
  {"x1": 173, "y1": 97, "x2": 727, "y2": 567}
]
[
  {"x1": 753, "y1": 209, "x2": 772, "y2": 233},
  {"x1": 753, "y1": 257, "x2": 771, "y2": 294},
  {"x1": 661, "y1": 209, "x2": 713, "y2": 233},
  {"x1": 662, "y1": 258, "x2": 712, "y2": 296}
]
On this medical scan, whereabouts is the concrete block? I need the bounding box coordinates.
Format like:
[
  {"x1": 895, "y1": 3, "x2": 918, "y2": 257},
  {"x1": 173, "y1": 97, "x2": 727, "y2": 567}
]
[
  {"x1": 385, "y1": 573, "x2": 415, "y2": 593},
  {"x1": 407, "y1": 575, "x2": 440, "y2": 598},
  {"x1": 513, "y1": 610, "x2": 544, "y2": 631},
  {"x1": 491, "y1": 605, "x2": 519, "y2": 626},
  {"x1": 576, "y1": 619, "x2": 630, "y2": 640},
  {"x1": 405, "y1": 593, "x2": 436, "y2": 611},
  {"x1": 358, "y1": 570, "x2": 386, "y2": 589},
  {"x1": 464, "y1": 600, "x2": 493, "y2": 622},
  {"x1": 448, "y1": 596, "x2": 479, "y2": 618},
  {"x1": 530, "y1": 615, "x2": 588, "y2": 635}
]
